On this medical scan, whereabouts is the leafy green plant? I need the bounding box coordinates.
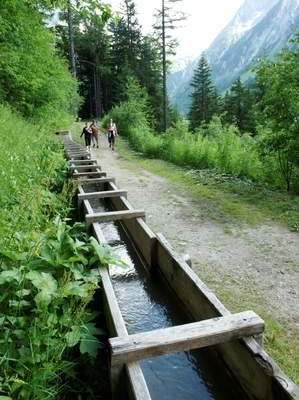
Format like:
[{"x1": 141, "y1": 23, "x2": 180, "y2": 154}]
[{"x1": 0, "y1": 217, "x2": 121, "y2": 399}]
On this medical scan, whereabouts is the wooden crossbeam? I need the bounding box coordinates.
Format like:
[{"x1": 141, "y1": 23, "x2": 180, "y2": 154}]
[
  {"x1": 69, "y1": 159, "x2": 97, "y2": 165},
  {"x1": 78, "y1": 190, "x2": 127, "y2": 204},
  {"x1": 75, "y1": 177, "x2": 115, "y2": 185},
  {"x1": 86, "y1": 209, "x2": 145, "y2": 225},
  {"x1": 109, "y1": 311, "x2": 264, "y2": 366},
  {"x1": 70, "y1": 164, "x2": 101, "y2": 171},
  {"x1": 67, "y1": 151, "x2": 89, "y2": 156},
  {"x1": 73, "y1": 171, "x2": 106, "y2": 178}
]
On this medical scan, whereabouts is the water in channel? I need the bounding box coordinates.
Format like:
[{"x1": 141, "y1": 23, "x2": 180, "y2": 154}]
[{"x1": 90, "y1": 198, "x2": 247, "y2": 400}]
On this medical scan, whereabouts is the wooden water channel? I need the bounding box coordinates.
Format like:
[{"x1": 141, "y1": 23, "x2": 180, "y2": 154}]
[{"x1": 61, "y1": 132, "x2": 299, "y2": 400}]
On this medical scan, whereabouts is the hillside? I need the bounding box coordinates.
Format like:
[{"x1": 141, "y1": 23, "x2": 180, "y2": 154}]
[{"x1": 169, "y1": 0, "x2": 299, "y2": 114}]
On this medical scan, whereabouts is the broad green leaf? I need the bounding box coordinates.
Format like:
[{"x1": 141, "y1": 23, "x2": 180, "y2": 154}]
[
  {"x1": 89, "y1": 237, "x2": 127, "y2": 267},
  {"x1": 26, "y1": 271, "x2": 57, "y2": 306},
  {"x1": 0, "y1": 269, "x2": 22, "y2": 284},
  {"x1": 79, "y1": 336, "x2": 101, "y2": 357},
  {"x1": 16, "y1": 288, "x2": 31, "y2": 297},
  {"x1": 61, "y1": 281, "x2": 91, "y2": 298},
  {"x1": 9, "y1": 300, "x2": 31, "y2": 308},
  {"x1": 26, "y1": 271, "x2": 57, "y2": 294},
  {"x1": 65, "y1": 325, "x2": 81, "y2": 347},
  {"x1": 0, "y1": 248, "x2": 26, "y2": 262},
  {"x1": 34, "y1": 291, "x2": 53, "y2": 307}
]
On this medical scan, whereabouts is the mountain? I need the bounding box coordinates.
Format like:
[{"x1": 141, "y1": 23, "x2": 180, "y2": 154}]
[{"x1": 168, "y1": 0, "x2": 299, "y2": 114}]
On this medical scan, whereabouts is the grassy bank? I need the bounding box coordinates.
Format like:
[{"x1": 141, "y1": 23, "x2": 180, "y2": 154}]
[
  {"x1": 0, "y1": 107, "x2": 115, "y2": 399},
  {"x1": 114, "y1": 135, "x2": 299, "y2": 231}
]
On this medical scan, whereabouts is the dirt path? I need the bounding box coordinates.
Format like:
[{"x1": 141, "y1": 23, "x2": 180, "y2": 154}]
[{"x1": 91, "y1": 135, "x2": 299, "y2": 334}]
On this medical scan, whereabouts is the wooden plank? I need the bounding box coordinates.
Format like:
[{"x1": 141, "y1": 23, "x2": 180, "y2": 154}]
[
  {"x1": 83, "y1": 199, "x2": 93, "y2": 215},
  {"x1": 77, "y1": 184, "x2": 84, "y2": 195},
  {"x1": 78, "y1": 190, "x2": 127, "y2": 203},
  {"x1": 73, "y1": 171, "x2": 106, "y2": 178},
  {"x1": 67, "y1": 152, "x2": 90, "y2": 157},
  {"x1": 69, "y1": 159, "x2": 97, "y2": 165},
  {"x1": 67, "y1": 150, "x2": 88, "y2": 154},
  {"x1": 74, "y1": 177, "x2": 115, "y2": 185},
  {"x1": 86, "y1": 209, "x2": 145, "y2": 225},
  {"x1": 126, "y1": 362, "x2": 152, "y2": 400},
  {"x1": 70, "y1": 164, "x2": 101, "y2": 171},
  {"x1": 110, "y1": 311, "x2": 264, "y2": 366},
  {"x1": 67, "y1": 154, "x2": 90, "y2": 160}
]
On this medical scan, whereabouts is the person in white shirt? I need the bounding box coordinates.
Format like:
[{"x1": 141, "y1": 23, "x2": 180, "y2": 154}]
[{"x1": 107, "y1": 119, "x2": 117, "y2": 151}]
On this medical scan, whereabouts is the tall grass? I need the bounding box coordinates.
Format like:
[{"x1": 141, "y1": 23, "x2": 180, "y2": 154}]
[
  {"x1": 107, "y1": 103, "x2": 284, "y2": 189},
  {"x1": 0, "y1": 106, "x2": 73, "y2": 248},
  {"x1": 0, "y1": 105, "x2": 117, "y2": 399}
]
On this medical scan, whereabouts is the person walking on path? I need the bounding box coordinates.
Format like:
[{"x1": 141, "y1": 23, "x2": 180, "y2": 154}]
[
  {"x1": 107, "y1": 118, "x2": 117, "y2": 151},
  {"x1": 90, "y1": 120, "x2": 99, "y2": 148},
  {"x1": 80, "y1": 122, "x2": 92, "y2": 151}
]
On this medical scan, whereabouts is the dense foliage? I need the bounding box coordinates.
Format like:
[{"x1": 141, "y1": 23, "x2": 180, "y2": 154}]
[
  {"x1": 0, "y1": 1, "x2": 80, "y2": 120},
  {"x1": 254, "y1": 35, "x2": 299, "y2": 191},
  {"x1": 0, "y1": 106, "x2": 123, "y2": 399}
]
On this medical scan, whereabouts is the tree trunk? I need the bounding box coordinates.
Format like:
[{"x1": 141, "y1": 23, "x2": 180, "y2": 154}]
[
  {"x1": 67, "y1": 0, "x2": 76, "y2": 78},
  {"x1": 162, "y1": 0, "x2": 167, "y2": 132}
]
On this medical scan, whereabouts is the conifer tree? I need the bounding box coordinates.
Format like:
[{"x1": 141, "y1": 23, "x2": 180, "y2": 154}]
[
  {"x1": 109, "y1": 0, "x2": 142, "y2": 104},
  {"x1": 222, "y1": 77, "x2": 255, "y2": 133},
  {"x1": 137, "y1": 36, "x2": 164, "y2": 130},
  {"x1": 188, "y1": 55, "x2": 219, "y2": 131},
  {"x1": 154, "y1": 0, "x2": 185, "y2": 131}
]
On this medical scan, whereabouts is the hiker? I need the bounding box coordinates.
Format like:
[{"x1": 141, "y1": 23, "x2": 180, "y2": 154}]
[
  {"x1": 90, "y1": 120, "x2": 99, "y2": 148},
  {"x1": 80, "y1": 122, "x2": 92, "y2": 151},
  {"x1": 107, "y1": 118, "x2": 117, "y2": 151}
]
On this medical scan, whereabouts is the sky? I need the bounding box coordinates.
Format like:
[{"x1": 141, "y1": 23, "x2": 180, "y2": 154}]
[{"x1": 109, "y1": 0, "x2": 245, "y2": 62}]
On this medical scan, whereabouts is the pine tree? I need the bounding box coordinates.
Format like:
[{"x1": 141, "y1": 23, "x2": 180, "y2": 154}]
[
  {"x1": 108, "y1": 0, "x2": 142, "y2": 105},
  {"x1": 222, "y1": 77, "x2": 255, "y2": 133},
  {"x1": 137, "y1": 36, "x2": 164, "y2": 130},
  {"x1": 154, "y1": 0, "x2": 185, "y2": 131},
  {"x1": 188, "y1": 55, "x2": 219, "y2": 131}
]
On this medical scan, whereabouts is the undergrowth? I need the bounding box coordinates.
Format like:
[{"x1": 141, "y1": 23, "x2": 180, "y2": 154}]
[{"x1": 0, "y1": 106, "x2": 122, "y2": 399}]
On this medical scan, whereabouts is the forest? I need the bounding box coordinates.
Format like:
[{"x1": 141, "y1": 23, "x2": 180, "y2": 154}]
[{"x1": 0, "y1": 0, "x2": 298, "y2": 399}]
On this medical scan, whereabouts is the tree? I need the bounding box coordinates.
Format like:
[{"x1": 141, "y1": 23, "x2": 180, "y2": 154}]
[
  {"x1": 137, "y1": 35, "x2": 164, "y2": 130},
  {"x1": 255, "y1": 34, "x2": 299, "y2": 191},
  {"x1": 188, "y1": 55, "x2": 219, "y2": 131},
  {"x1": 222, "y1": 77, "x2": 255, "y2": 133},
  {"x1": 0, "y1": 0, "x2": 79, "y2": 119},
  {"x1": 55, "y1": 2, "x2": 113, "y2": 118},
  {"x1": 154, "y1": 0, "x2": 185, "y2": 131},
  {"x1": 108, "y1": 0, "x2": 142, "y2": 105}
]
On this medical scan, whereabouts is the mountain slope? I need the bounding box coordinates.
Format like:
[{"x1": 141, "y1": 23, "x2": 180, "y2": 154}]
[{"x1": 169, "y1": 0, "x2": 299, "y2": 114}]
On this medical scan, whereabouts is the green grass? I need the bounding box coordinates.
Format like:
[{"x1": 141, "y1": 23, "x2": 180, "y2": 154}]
[
  {"x1": 0, "y1": 109, "x2": 114, "y2": 399},
  {"x1": 116, "y1": 136, "x2": 299, "y2": 230},
  {"x1": 195, "y1": 263, "x2": 299, "y2": 385}
]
